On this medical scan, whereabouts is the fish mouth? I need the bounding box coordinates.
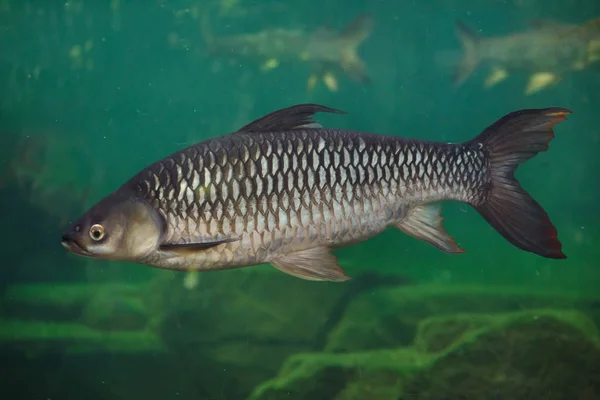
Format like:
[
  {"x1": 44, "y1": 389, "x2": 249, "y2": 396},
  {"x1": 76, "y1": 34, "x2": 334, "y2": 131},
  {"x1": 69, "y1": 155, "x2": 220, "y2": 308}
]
[{"x1": 61, "y1": 235, "x2": 93, "y2": 257}]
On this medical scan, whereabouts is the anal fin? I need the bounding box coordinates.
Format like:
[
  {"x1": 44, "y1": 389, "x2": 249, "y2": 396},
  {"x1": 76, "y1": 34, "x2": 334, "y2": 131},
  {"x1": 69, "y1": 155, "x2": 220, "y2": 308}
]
[
  {"x1": 271, "y1": 247, "x2": 350, "y2": 282},
  {"x1": 395, "y1": 204, "x2": 465, "y2": 253}
]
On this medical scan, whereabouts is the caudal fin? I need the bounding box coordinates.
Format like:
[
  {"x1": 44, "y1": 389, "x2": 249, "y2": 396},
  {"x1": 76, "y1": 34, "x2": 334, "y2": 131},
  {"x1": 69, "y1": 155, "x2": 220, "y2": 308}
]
[
  {"x1": 338, "y1": 13, "x2": 374, "y2": 84},
  {"x1": 453, "y1": 20, "x2": 481, "y2": 86},
  {"x1": 468, "y1": 108, "x2": 571, "y2": 259}
]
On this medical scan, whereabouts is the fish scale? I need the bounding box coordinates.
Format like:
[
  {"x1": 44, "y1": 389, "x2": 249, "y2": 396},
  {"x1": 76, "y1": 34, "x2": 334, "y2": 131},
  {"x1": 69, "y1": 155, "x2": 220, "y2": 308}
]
[
  {"x1": 129, "y1": 128, "x2": 487, "y2": 272},
  {"x1": 62, "y1": 104, "x2": 569, "y2": 281}
]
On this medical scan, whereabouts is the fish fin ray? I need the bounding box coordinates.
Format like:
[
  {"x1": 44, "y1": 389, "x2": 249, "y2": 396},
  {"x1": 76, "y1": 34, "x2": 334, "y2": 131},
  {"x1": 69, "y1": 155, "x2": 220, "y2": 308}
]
[
  {"x1": 271, "y1": 247, "x2": 350, "y2": 282},
  {"x1": 160, "y1": 237, "x2": 240, "y2": 254},
  {"x1": 453, "y1": 20, "x2": 481, "y2": 86},
  {"x1": 237, "y1": 104, "x2": 346, "y2": 132},
  {"x1": 467, "y1": 108, "x2": 570, "y2": 259},
  {"x1": 395, "y1": 204, "x2": 465, "y2": 253}
]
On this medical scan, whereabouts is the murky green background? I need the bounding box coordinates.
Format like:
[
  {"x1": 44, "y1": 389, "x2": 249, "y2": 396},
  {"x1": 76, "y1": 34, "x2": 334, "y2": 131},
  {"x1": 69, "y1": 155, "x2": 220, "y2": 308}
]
[{"x1": 1, "y1": 0, "x2": 599, "y2": 399}]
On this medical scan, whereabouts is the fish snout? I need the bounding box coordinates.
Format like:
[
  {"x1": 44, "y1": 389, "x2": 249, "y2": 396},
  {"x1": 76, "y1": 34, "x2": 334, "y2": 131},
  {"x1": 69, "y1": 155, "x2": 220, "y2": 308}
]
[
  {"x1": 61, "y1": 231, "x2": 76, "y2": 246},
  {"x1": 61, "y1": 228, "x2": 91, "y2": 256}
]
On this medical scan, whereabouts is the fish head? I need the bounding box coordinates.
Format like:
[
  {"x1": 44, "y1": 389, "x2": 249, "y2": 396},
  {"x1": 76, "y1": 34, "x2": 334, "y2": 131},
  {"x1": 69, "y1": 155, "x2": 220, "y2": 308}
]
[{"x1": 61, "y1": 192, "x2": 163, "y2": 262}]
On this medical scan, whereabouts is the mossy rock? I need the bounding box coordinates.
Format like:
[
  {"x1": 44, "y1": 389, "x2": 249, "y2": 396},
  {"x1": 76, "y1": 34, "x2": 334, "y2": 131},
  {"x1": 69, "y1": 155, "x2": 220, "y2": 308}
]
[
  {"x1": 251, "y1": 309, "x2": 599, "y2": 400},
  {"x1": 414, "y1": 313, "x2": 493, "y2": 353},
  {"x1": 81, "y1": 291, "x2": 148, "y2": 331},
  {"x1": 326, "y1": 284, "x2": 598, "y2": 352},
  {"x1": 0, "y1": 320, "x2": 164, "y2": 355},
  {"x1": 4, "y1": 283, "x2": 152, "y2": 332},
  {"x1": 249, "y1": 348, "x2": 433, "y2": 400},
  {"x1": 402, "y1": 309, "x2": 600, "y2": 400},
  {"x1": 146, "y1": 268, "x2": 408, "y2": 398},
  {"x1": 150, "y1": 268, "x2": 407, "y2": 346}
]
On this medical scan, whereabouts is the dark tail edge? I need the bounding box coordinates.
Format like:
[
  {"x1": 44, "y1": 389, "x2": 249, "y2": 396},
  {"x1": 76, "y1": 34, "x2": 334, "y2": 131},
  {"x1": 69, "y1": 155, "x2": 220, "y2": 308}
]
[
  {"x1": 453, "y1": 20, "x2": 481, "y2": 86},
  {"x1": 467, "y1": 108, "x2": 571, "y2": 259}
]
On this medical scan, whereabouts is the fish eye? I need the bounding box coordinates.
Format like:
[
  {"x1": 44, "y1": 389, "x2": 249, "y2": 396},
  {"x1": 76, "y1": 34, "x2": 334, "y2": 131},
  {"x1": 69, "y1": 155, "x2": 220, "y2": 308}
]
[{"x1": 89, "y1": 224, "x2": 105, "y2": 241}]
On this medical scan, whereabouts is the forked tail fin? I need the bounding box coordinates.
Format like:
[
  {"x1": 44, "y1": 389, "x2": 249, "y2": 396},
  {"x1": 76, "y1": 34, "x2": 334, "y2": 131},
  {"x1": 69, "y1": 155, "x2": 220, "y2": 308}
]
[
  {"x1": 468, "y1": 108, "x2": 571, "y2": 259},
  {"x1": 453, "y1": 20, "x2": 481, "y2": 86},
  {"x1": 338, "y1": 13, "x2": 374, "y2": 84}
]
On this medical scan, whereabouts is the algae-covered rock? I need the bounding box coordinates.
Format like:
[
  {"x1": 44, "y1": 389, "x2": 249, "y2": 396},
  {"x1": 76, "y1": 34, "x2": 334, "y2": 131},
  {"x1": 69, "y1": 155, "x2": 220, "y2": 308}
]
[
  {"x1": 81, "y1": 290, "x2": 148, "y2": 331},
  {"x1": 249, "y1": 348, "x2": 433, "y2": 400},
  {"x1": 403, "y1": 309, "x2": 600, "y2": 400},
  {"x1": 4, "y1": 283, "x2": 152, "y2": 331},
  {"x1": 326, "y1": 284, "x2": 599, "y2": 352},
  {"x1": 146, "y1": 267, "x2": 408, "y2": 399},
  {"x1": 0, "y1": 320, "x2": 164, "y2": 355},
  {"x1": 413, "y1": 313, "x2": 493, "y2": 353},
  {"x1": 250, "y1": 309, "x2": 600, "y2": 400},
  {"x1": 153, "y1": 268, "x2": 349, "y2": 345},
  {"x1": 151, "y1": 268, "x2": 408, "y2": 346}
]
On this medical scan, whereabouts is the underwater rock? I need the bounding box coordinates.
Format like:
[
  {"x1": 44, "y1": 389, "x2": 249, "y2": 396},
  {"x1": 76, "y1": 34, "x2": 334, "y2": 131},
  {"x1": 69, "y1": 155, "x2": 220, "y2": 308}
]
[
  {"x1": 150, "y1": 268, "x2": 408, "y2": 347},
  {"x1": 326, "y1": 284, "x2": 599, "y2": 352},
  {"x1": 0, "y1": 283, "x2": 162, "y2": 355},
  {"x1": 249, "y1": 348, "x2": 432, "y2": 400},
  {"x1": 148, "y1": 268, "x2": 409, "y2": 398},
  {"x1": 80, "y1": 288, "x2": 149, "y2": 331},
  {"x1": 3, "y1": 283, "x2": 151, "y2": 331},
  {"x1": 413, "y1": 312, "x2": 493, "y2": 353},
  {"x1": 0, "y1": 320, "x2": 164, "y2": 355},
  {"x1": 403, "y1": 309, "x2": 600, "y2": 400},
  {"x1": 250, "y1": 309, "x2": 600, "y2": 400}
]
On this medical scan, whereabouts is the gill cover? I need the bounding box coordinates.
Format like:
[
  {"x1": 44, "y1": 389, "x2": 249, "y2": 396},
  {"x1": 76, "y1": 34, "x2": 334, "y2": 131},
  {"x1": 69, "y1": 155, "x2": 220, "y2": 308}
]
[{"x1": 63, "y1": 193, "x2": 164, "y2": 262}]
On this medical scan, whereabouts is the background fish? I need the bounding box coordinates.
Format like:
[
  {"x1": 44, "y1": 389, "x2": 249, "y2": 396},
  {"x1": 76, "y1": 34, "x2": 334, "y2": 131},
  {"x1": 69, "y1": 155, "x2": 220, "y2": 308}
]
[
  {"x1": 62, "y1": 104, "x2": 569, "y2": 282},
  {"x1": 201, "y1": 13, "x2": 373, "y2": 92},
  {"x1": 454, "y1": 17, "x2": 600, "y2": 94}
]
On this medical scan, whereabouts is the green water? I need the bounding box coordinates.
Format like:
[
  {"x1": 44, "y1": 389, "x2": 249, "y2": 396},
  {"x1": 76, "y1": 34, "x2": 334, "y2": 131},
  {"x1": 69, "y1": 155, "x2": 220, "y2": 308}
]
[{"x1": 1, "y1": 0, "x2": 599, "y2": 399}]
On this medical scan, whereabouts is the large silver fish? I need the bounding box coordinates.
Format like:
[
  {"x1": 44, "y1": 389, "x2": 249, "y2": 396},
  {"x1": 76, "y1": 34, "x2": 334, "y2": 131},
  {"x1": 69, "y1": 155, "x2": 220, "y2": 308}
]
[{"x1": 61, "y1": 104, "x2": 569, "y2": 282}]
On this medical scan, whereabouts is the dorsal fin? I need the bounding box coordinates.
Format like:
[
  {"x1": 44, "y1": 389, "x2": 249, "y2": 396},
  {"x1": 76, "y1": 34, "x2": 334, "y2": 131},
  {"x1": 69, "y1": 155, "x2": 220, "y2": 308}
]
[{"x1": 237, "y1": 104, "x2": 346, "y2": 133}]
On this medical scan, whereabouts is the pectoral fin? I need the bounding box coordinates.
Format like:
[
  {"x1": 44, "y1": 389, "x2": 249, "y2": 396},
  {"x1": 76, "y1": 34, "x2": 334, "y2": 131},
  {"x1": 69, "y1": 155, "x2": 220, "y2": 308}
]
[
  {"x1": 271, "y1": 247, "x2": 350, "y2": 282},
  {"x1": 160, "y1": 237, "x2": 240, "y2": 255},
  {"x1": 484, "y1": 67, "x2": 509, "y2": 88},
  {"x1": 395, "y1": 204, "x2": 465, "y2": 253},
  {"x1": 525, "y1": 72, "x2": 560, "y2": 95}
]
